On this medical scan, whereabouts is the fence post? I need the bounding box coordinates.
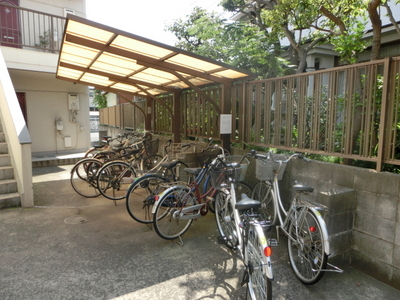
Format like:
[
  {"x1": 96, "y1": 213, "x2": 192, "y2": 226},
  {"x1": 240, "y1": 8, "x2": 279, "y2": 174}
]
[
  {"x1": 376, "y1": 57, "x2": 391, "y2": 171},
  {"x1": 220, "y1": 82, "x2": 232, "y2": 152},
  {"x1": 172, "y1": 91, "x2": 181, "y2": 143}
]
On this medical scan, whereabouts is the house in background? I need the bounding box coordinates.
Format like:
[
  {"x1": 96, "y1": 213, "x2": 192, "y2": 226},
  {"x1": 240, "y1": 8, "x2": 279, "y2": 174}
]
[
  {"x1": 231, "y1": 1, "x2": 400, "y2": 72},
  {"x1": 1, "y1": 0, "x2": 90, "y2": 156},
  {"x1": 0, "y1": 0, "x2": 90, "y2": 208}
]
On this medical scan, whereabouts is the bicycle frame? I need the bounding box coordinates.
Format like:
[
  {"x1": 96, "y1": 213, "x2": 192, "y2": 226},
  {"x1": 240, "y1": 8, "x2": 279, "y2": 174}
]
[{"x1": 268, "y1": 160, "x2": 331, "y2": 256}]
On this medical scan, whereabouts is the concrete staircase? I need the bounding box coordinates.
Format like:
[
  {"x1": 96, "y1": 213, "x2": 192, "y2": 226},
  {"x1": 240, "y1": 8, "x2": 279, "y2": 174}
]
[{"x1": 0, "y1": 121, "x2": 20, "y2": 209}]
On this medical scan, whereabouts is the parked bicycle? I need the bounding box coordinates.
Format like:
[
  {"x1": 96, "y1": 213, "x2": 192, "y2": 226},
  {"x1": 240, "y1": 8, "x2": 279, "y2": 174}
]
[
  {"x1": 212, "y1": 150, "x2": 273, "y2": 300},
  {"x1": 125, "y1": 140, "x2": 198, "y2": 223},
  {"x1": 250, "y1": 151, "x2": 343, "y2": 284},
  {"x1": 151, "y1": 143, "x2": 252, "y2": 244}
]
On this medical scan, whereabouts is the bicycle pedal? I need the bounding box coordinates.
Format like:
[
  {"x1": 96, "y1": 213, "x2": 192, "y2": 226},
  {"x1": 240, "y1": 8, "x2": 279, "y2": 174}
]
[
  {"x1": 268, "y1": 239, "x2": 279, "y2": 246},
  {"x1": 218, "y1": 236, "x2": 227, "y2": 244}
]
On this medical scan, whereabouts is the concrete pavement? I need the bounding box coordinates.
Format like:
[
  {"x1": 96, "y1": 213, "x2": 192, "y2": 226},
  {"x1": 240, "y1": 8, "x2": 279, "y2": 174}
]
[{"x1": 0, "y1": 164, "x2": 399, "y2": 299}]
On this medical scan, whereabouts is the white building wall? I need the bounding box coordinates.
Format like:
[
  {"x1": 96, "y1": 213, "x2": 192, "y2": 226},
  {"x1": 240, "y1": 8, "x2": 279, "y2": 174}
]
[{"x1": 0, "y1": 0, "x2": 89, "y2": 155}]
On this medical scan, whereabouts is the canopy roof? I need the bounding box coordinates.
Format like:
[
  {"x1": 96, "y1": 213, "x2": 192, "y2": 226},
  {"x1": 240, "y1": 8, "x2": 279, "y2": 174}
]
[{"x1": 56, "y1": 15, "x2": 256, "y2": 97}]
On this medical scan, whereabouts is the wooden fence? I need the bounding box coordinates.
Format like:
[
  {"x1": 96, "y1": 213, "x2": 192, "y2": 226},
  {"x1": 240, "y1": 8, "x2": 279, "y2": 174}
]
[{"x1": 100, "y1": 57, "x2": 400, "y2": 171}]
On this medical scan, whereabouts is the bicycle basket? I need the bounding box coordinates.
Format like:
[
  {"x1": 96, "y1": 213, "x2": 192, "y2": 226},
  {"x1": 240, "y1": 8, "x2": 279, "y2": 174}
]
[
  {"x1": 210, "y1": 155, "x2": 249, "y2": 189},
  {"x1": 255, "y1": 153, "x2": 288, "y2": 181},
  {"x1": 144, "y1": 138, "x2": 160, "y2": 155},
  {"x1": 165, "y1": 142, "x2": 198, "y2": 160}
]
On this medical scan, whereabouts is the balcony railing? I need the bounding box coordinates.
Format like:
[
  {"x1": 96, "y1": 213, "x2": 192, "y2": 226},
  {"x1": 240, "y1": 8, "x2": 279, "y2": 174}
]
[{"x1": 0, "y1": 3, "x2": 66, "y2": 53}]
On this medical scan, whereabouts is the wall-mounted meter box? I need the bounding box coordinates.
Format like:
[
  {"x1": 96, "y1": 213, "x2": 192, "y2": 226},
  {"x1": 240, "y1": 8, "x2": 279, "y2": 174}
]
[{"x1": 68, "y1": 94, "x2": 79, "y2": 110}]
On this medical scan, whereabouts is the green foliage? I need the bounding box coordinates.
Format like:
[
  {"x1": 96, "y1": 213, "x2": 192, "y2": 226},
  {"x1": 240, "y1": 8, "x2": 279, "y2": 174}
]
[
  {"x1": 92, "y1": 89, "x2": 107, "y2": 108},
  {"x1": 166, "y1": 7, "x2": 287, "y2": 78}
]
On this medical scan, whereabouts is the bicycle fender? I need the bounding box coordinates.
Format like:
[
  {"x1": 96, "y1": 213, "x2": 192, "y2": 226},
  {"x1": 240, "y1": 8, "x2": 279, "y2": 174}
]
[
  {"x1": 308, "y1": 207, "x2": 330, "y2": 256},
  {"x1": 126, "y1": 173, "x2": 166, "y2": 193},
  {"x1": 151, "y1": 185, "x2": 191, "y2": 214}
]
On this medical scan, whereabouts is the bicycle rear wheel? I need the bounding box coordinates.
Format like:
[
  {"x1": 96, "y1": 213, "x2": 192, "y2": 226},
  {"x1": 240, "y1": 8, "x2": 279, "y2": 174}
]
[
  {"x1": 97, "y1": 161, "x2": 136, "y2": 200},
  {"x1": 126, "y1": 174, "x2": 168, "y2": 224},
  {"x1": 251, "y1": 181, "x2": 276, "y2": 224},
  {"x1": 70, "y1": 158, "x2": 103, "y2": 198},
  {"x1": 143, "y1": 154, "x2": 163, "y2": 171},
  {"x1": 287, "y1": 208, "x2": 328, "y2": 284},
  {"x1": 245, "y1": 225, "x2": 272, "y2": 300},
  {"x1": 214, "y1": 191, "x2": 238, "y2": 249},
  {"x1": 153, "y1": 186, "x2": 195, "y2": 240}
]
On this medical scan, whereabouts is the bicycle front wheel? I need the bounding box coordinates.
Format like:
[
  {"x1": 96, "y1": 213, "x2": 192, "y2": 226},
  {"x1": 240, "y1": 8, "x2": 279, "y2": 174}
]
[
  {"x1": 245, "y1": 225, "x2": 272, "y2": 300},
  {"x1": 251, "y1": 181, "x2": 276, "y2": 224},
  {"x1": 287, "y1": 208, "x2": 328, "y2": 284},
  {"x1": 214, "y1": 191, "x2": 238, "y2": 249},
  {"x1": 153, "y1": 186, "x2": 195, "y2": 240},
  {"x1": 126, "y1": 174, "x2": 168, "y2": 224},
  {"x1": 70, "y1": 158, "x2": 103, "y2": 198},
  {"x1": 97, "y1": 161, "x2": 136, "y2": 200}
]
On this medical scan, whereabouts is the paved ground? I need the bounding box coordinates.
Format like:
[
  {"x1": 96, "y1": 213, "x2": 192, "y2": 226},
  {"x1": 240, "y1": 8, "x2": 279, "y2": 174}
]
[{"x1": 0, "y1": 164, "x2": 399, "y2": 300}]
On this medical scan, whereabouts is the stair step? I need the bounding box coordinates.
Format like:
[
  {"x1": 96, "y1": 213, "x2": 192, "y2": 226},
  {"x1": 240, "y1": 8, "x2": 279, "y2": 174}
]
[
  {"x1": 0, "y1": 179, "x2": 18, "y2": 194},
  {"x1": 0, "y1": 166, "x2": 14, "y2": 180},
  {"x1": 0, "y1": 142, "x2": 8, "y2": 154},
  {"x1": 0, "y1": 192, "x2": 21, "y2": 209},
  {"x1": 0, "y1": 154, "x2": 11, "y2": 167},
  {"x1": 0, "y1": 132, "x2": 4, "y2": 143}
]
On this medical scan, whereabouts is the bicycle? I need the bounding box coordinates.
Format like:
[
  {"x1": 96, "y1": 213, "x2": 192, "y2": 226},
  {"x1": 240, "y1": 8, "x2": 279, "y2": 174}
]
[
  {"x1": 69, "y1": 135, "x2": 158, "y2": 199},
  {"x1": 97, "y1": 139, "x2": 198, "y2": 202},
  {"x1": 250, "y1": 151, "x2": 343, "y2": 284},
  {"x1": 212, "y1": 150, "x2": 273, "y2": 300},
  {"x1": 125, "y1": 141, "x2": 199, "y2": 223},
  {"x1": 151, "y1": 143, "x2": 252, "y2": 244}
]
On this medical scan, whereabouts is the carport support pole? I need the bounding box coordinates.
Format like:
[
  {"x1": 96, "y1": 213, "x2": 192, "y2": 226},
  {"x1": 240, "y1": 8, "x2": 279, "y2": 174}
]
[
  {"x1": 172, "y1": 90, "x2": 181, "y2": 143},
  {"x1": 220, "y1": 82, "x2": 231, "y2": 153},
  {"x1": 145, "y1": 96, "x2": 152, "y2": 131}
]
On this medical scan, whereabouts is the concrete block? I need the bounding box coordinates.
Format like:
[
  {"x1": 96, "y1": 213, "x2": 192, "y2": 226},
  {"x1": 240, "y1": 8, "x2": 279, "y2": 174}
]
[
  {"x1": 318, "y1": 187, "x2": 356, "y2": 214},
  {"x1": 355, "y1": 168, "x2": 400, "y2": 198},
  {"x1": 317, "y1": 161, "x2": 356, "y2": 188},
  {"x1": 357, "y1": 190, "x2": 399, "y2": 221},
  {"x1": 352, "y1": 230, "x2": 393, "y2": 265},
  {"x1": 355, "y1": 210, "x2": 396, "y2": 243},
  {"x1": 325, "y1": 211, "x2": 354, "y2": 236},
  {"x1": 329, "y1": 231, "x2": 352, "y2": 258},
  {"x1": 396, "y1": 222, "x2": 400, "y2": 246}
]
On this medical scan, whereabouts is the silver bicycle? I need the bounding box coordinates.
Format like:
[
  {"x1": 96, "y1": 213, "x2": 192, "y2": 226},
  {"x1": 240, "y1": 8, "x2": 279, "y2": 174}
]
[
  {"x1": 251, "y1": 151, "x2": 343, "y2": 285},
  {"x1": 213, "y1": 149, "x2": 273, "y2": 299}
]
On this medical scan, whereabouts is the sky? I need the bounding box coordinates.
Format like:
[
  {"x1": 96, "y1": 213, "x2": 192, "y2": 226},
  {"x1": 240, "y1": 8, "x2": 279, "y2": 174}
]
[{"x1": 85, "y1": 0, "x2": 227, "y2": 46}]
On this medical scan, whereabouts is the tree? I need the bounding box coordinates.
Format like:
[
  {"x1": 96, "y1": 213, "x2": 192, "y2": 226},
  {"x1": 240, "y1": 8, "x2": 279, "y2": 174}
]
[
  {"x1": 166, "y1": 7, "x2": 287, "y2": 78},
  {"x1": 92, "y1": 89, "x2": 108, "y2": 108}
]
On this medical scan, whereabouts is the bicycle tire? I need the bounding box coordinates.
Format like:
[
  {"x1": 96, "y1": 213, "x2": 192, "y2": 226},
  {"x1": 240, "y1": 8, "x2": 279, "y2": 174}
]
[
  {"x1": 126, "y1": 174, "x2": 168, "y2": 224},
  {"x1": 96, "y1": 161, "x2": 137, "y2": 200},
  {"x1": 143, "y1": 154, "x2": 163, "y2": 171},
  {"x1": 207, "y1": 179, "x2": 252, "y2": 214},
  {"x1": 245, "y1": 224, "x2": 272, "y2": 300},
  {"x1": 153, "y1": 185, "x2": 195, "y2": 240},
  {"x1": 161, "y1": 161, "x2": 190, "y2": 183},
  {"x1": 287, "y1": 208, "x2": 328, "y2": 284},
  {"x1": 251, "y1": 181, "x2": 277, "y2": 224},
  {"x1": 70, "y1": 158, "x2": 103, "y2": 198},
  {"x1": 214, "y1": 191, "x2": 238, "y2": 249}
]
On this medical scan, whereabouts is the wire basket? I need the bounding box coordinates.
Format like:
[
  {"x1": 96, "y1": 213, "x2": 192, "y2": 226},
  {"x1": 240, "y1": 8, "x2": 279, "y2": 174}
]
[
  {"x1": 165, "y1": 142, "x2": 198, "y2": 160},
  {"x1": 196, "y1": 147, "x2": 221, "y2": 165},
  {"x1": 255, "y1": 153, "x2": 288, "y2": 181},
  {"x1": 144, "y1": 138, "x2": 160, "y2": 155},
  {"x1": 209, "y1": 155, "x2": 249, "y2": 190}
]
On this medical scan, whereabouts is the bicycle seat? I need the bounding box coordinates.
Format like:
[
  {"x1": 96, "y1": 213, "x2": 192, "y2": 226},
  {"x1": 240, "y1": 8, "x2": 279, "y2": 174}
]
[
  {"x1": 293, "y1": 184, "x2": 314, "y2": 193},
  {"x1": 235, "y1": 194, "x2": 261, "y2": 211},
  {"x1": 92, "y1": 144, "x2": 104, "y2": 149},
  {"x1": 160, "y1": 160, "x2": 182, "y2": 169}
]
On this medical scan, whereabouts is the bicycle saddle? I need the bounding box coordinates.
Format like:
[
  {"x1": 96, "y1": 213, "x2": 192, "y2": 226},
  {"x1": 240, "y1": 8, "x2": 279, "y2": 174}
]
[
  {"x1": 235, "y1": 194, "x2": 261, "y2": 211},
  {"x1": 292, "y1": 183, "x2": 314, "y2": 193}
]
